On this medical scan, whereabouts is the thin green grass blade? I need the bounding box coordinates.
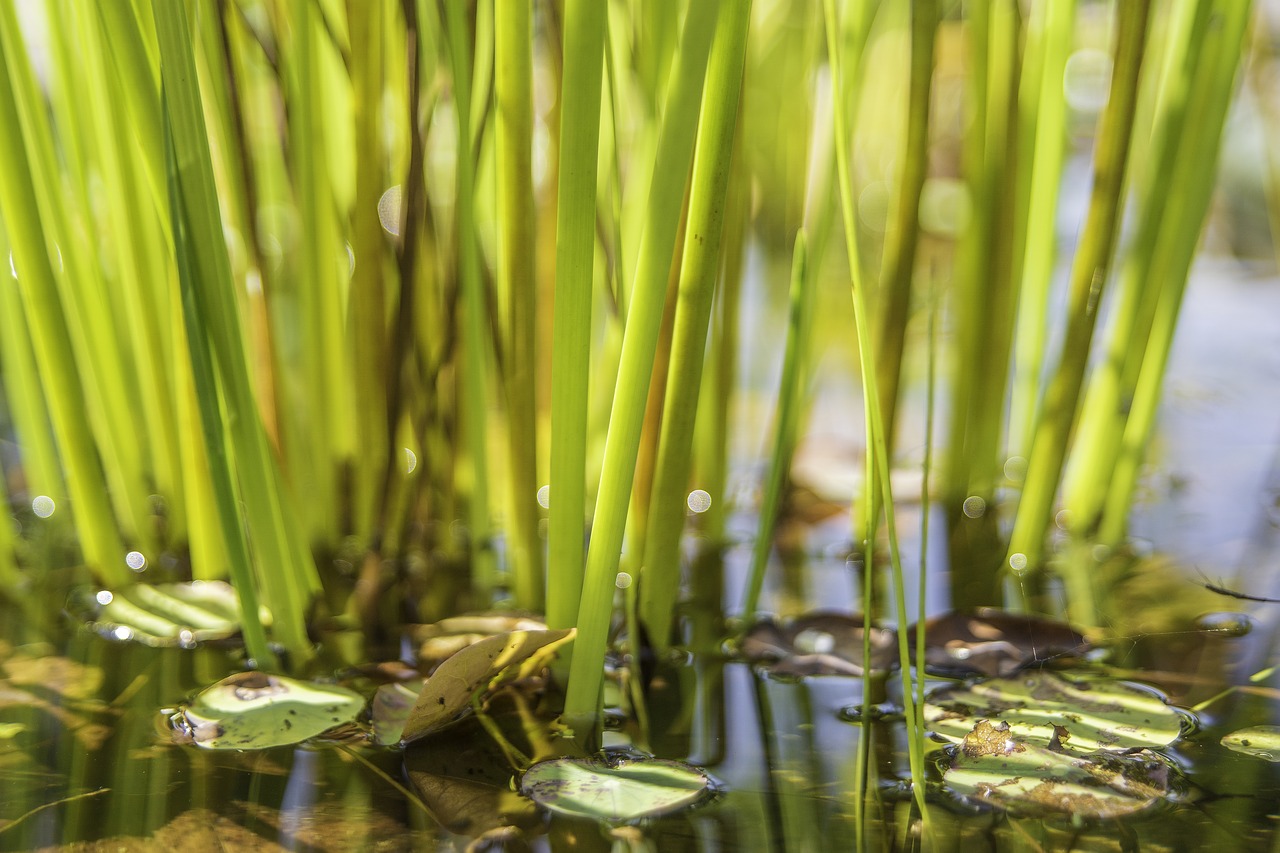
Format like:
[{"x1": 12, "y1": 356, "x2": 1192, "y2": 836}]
[
  {"x1": 741, "y1": 230, "x2": 810, "y2": 622},
  {"x1": 822, "y1": 0, "x2": 929, "y2": 835}
]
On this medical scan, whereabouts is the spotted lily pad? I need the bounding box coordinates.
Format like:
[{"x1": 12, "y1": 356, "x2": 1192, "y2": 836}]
[
  {"x1": 400, "y1": 628, "x2": 575, "y2": 744},
  {"x1": 520, "y1": 755, "x2": 712, "y2": 823},
  {"x1": 943, "y1": 720, "x2": 1184, "y2": 819},
  {"x1": 171, "y1": 672, "x2": 365, "y2": 749},
  {"x1": 412, "y1": 614, "x2": 550, "y2": 668},
  {"x1": 1220, "y1": 725, "x2": 1280, "y2": 761},
  {"x1": 924, "y1": 671, "x2": 1185, "y2": 752},
  {"x1": 69, "y1": 581, "x2": 260, "y2": 647}
]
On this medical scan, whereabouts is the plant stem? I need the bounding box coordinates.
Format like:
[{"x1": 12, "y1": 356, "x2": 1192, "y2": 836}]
[{"x1": 1006, "y1": 0, "x2": 1153, "y2": 624}]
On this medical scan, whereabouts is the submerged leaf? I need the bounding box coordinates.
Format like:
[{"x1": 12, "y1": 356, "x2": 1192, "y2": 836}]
[
  {"x1": 370, "y1": 679, "x2": 425, "y2": 746},
  {"x1": 740, "y1": 612, "x2": 897, "y2": 676},
  {"x1": 1220, "y1": 725, "x2": 1280, "y2": 761},
  {"x1": 911, "y1": 609, "x2": 1090, "y2": 677},
  {"x1": 400, "y1": 628, "x2": 574, "y2": 744},
  {"x1": 69, "y1": 581, "x2": 258, "y2": 647},
  {"x1": 174, "y1": 672, "x2": 365, "y2": 750},
  {"x1": 943, "y1": 720, "x2": 1184, "y2": 819},
  {"x1": 925, "y1": 671, "x2": 1185, "y2": 752},
  {"x1": 520, "y1": 756, "x2": 712, "y2": 823}
]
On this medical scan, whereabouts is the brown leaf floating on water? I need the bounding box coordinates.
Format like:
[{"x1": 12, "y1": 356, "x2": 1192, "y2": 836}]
[
  {"x1": 740, "y1": 611, "x2": 898, "y2": 676},
  {"x1": 910, "y1": 608, "x2": 1090, "y2": 677}
]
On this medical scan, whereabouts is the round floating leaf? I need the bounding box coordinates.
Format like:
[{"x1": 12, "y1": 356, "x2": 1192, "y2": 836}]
[
  {"x1": 70, "y1": 581, "x2": 261, "y2": 647},
  {"x1": 174, "y1": 672, "x2": 365, "y2": 749},
  {"x1": 911, "y1": 609, "x2": 1090, "y2": 677},
  {"x1": 520, "y1": 756, "x2": 712, "y2": 823},
  {"x1": 740, "y1": 612, "x2": 897, "y2": 677},
  {"x1": 943, "y1": 720, "x2": 1184, "y2": 819},
  {"x1": 1221, "y1": 725, "x2": 1280, "y2": 761},
  {"x1": 925, "y1": 671, "x2": 1185, "y2": 752}
]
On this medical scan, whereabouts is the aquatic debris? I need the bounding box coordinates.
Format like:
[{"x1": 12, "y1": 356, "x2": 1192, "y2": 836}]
[
  {"x1": 170, "y1": 672, "x2": 364, "y2": 749},
  {"x1": 925, "y1": 670, "x2": 1186, "y2": 752},
  {"x1": 520, "y1": 754, "x2": 713, "y2": 823},
  {"x1": 68, "y1": 581, "x2": 258, "y2": 647},
  {"x1": 400, "y1": 628, "x2": 575, "y2": 744},
  {"x1": 1220, "y1": 725, "x2": 1280, "y2": 761},
  {"x1": 910, "y1": 609, "x2": 1090, "y2": 677},
  {"x1": 943, "y1": 720, "x2": 1186, "y2": 819},
  {"x1": 739, "y1": 612, "x2": 896, "y2": 677}
]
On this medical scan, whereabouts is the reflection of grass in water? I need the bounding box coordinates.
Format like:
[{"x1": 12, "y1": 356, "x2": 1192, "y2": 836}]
[{"x1": 0, "y1": 0, "x2": 1263, "y2": 807}]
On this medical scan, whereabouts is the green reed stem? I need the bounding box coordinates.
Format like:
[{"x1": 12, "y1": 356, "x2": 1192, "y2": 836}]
[
  {"x1": 495, "y1": 0, "x2": 543, "y2": 612},
  {"x1": 563, "y1": 0, "x2": 727, "y2": 736},
  {"x1": 154, "y1": 0, "x2": 318, "y2": 661},
  {"x1": 822, "y1": 0, "x2": 929, "y2": 835},
  {"x1": 1010, "y1": 0, "x2": 1077, "y2": 457},
  {"x1": 1064, "y1": 0, "x2": 1225, "y2": 538},
  {"x1": 443, "y1": 0, "x2": 497, "y2": 602},
  {"x1": 741, "y1": 230, "x2": 810, "y2": 621},
  {"x1": 1099, "y1": 0, "x2": 1250, "y2": 545},
  {"x1": 546, "y1": 0, "x2": 609, "y2": 631},
  {"x1": 637, "y1": 0, "x2": 751, "y2": 656},
  {"x1": 0, "y1": 5, "x2": 127, "y2": 583},
  {"x1": 1006, "y1": 0, "x2": 1152, "y2": 624},
  {"x1": 163, "y1": 115, "x2": 277, "y2": 671}
]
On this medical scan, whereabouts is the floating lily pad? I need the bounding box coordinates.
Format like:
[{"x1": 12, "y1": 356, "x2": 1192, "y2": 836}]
[
  {"x1": 924, "y1": 671, "x2": 1185, "y2": 752},
  {"x1": 172, "y1": 672, "x2": 365, "y2": 750},
  {"x1": 943, "y1": 719, "x2": 1183, "y2": 819},
  {"x1": 911, "y1": 609, "x2": 1090, "y2": 677},
  {"x1": 740, "y1": 612, "x2": 897, "y2": 677},
  {"x1": 520, "y1": 756, "x2": 712, "y2": 823},
  {"x1": 69, "y1": 581, "x2": 261, "y2": 647},
  {"x1": 1220, "y1": 725, "x2": 1280, "y2": 761},
  {"x1": 400, "y1": 628, "x2": 574, "y2": 744}
]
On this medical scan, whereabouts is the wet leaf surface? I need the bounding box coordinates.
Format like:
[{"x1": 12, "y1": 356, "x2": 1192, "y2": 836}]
[
  {"x1": 924, "y1": 670, "x2": 1185, "y2": 752},
  {"x1": 399, "y1": 628, "x2": 574, "y2": 744},
  {"x1": 942, "y1": 719, "x2": 1186, "y2": 819},
  {"x1": 1220, "y1": 725, "x2": 1280, "y2": 761},
  {"x1": 740, "y1": 612, "x2": 897, "y2": 676},
  {"x1": 68, "y1": 581, "x2": 255, "y2": 647},
  {"x1": 911, "y1": 609, "x2": 1090, "y2": 677},
  {"x1": 520, "y1": 755, "x2": 712, "y2": 823},
  {"x1": 173, "y1": 672, "x2": 365, "y2": 750}
]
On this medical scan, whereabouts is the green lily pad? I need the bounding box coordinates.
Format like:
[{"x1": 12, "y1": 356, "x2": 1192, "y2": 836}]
[
  {"x1": 400, "y1": 628, "x2": 574, "y2": 744},
  {"x1": 520, "y1": 756, "x2": 712, "y2": 823},
  {"x1": 924, "y1": 671, "x2": 1185, "y2": 752},
  {"x1": 70, "y1": 581, "x2": 261, "y2": 647},
  {"x1": 1220, "y1": 725, "x2": 1280, "y2": 761},
  {"x1": 943, "y1": 720, "x2": 1183, "y2": 819},
  {"x1": 172, "y1": 672, "x2": 365, "y2": 750}
]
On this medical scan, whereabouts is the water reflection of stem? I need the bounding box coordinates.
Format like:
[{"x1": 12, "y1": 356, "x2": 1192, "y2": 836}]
[
  {"x1": 334, "y1": 743, "x2": 442, "y2": 827},
  {"x1": 0, "y1": 787, "x2": 108, "y2": 838}
]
